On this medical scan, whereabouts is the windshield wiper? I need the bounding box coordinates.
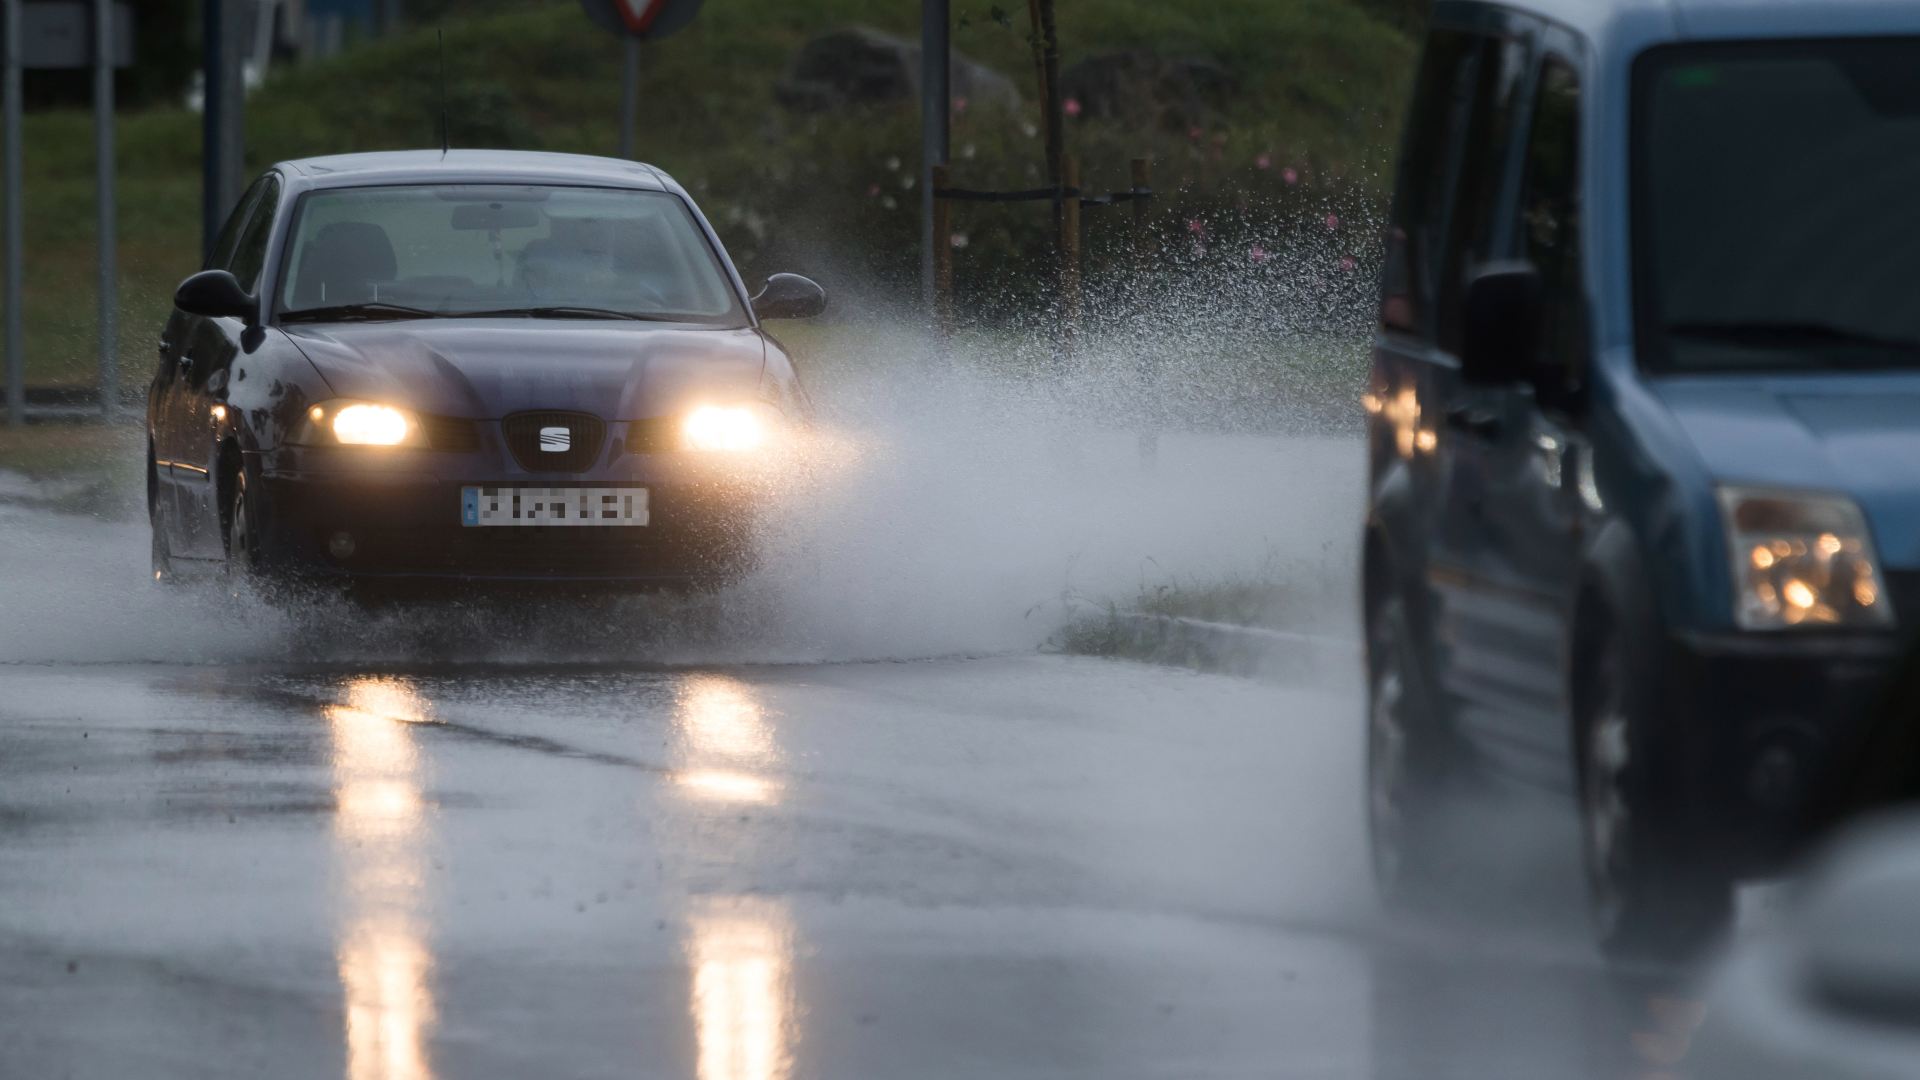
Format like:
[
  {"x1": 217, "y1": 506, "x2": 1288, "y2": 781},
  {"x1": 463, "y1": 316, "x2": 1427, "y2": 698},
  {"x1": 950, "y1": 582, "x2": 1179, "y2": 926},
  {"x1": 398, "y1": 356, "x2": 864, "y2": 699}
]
[
  {"x1": 1666, "y1": 320, "x2": 1920, "y2": 356},
  {"x1": 460, "y1": 305, "x2": 678, "y2": 322},
  {"x1": 279, "y1": 302, "x2": 443, "y2": 323}
]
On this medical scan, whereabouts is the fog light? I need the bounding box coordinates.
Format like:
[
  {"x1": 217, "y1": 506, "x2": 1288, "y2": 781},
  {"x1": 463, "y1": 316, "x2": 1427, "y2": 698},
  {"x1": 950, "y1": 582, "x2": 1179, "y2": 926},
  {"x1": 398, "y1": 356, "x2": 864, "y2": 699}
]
[{"x1": 328, "y1": 531, "x2": 356, "y2": 560}]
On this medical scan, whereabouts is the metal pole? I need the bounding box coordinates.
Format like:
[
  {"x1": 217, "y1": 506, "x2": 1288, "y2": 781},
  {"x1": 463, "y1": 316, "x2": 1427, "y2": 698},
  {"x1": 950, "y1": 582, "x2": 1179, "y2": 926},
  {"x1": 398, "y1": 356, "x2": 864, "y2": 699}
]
[
  {"x1": 95, "y1": 0, "x2": 116, "y2": 419},
  {"x1": 4, "y1": 0, "x2": 22, "y2": 429},
  {"x1": 1061, "y1": 153, "x2": 1081, "y2": 363},
  {"x1": 918, "y1": 0, "x2": 949, "y2": 315},
  {"x1": 931, "y1": 163, "x2": 953, "y2": 337},
  {"x1": 618, "y1": 36, "x2": 639, "y2": 159},
  {"x1": 202, "y1": 0, "x2": 224, "y2": 259},
  {"x1": 1131, "y1": 158, "x2": 1156, "y2": 468}
]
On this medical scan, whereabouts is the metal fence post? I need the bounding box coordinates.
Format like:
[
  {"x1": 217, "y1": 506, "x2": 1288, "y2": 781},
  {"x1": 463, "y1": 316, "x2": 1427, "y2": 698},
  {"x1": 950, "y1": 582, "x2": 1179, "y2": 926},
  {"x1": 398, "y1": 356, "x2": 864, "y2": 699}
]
[
  {"x1": 931, "y1": 163, "x2": 953, "y2": 337},
  {"x1": 1060, "y1": 154, "x2": 1081, "y2": 362},
  {"x1": 918, "y1": 0, "x2": 949, "y2": 318},
  {"x1": 618, "y1": 36, "x2": 639, "y2": 159},
  {"x1": 4, "y1": 0, "x2": 22, "y2": 428},
  {"x1": 95, "y1": 0, "x2": 117, "y2": 418},
  {"x1": 1131, "y1": 157, "x2": 1156, "y2": 467}
]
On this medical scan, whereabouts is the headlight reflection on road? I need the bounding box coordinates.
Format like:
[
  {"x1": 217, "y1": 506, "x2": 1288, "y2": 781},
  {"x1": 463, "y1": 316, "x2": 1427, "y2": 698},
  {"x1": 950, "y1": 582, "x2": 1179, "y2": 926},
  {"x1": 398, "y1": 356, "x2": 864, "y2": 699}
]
[
  {"x1": 687, "y1": 897, "x2": 798, "y2": 1080},
  {"x1": 668, "y1": 675, "x2": 799, "y2": 1079},
  {"x1": 672, "y1": 675, "x2": 782, "y2": 805},
  {"x1": 326, "y1": 676, "x2": 438, "y2": 1080}
]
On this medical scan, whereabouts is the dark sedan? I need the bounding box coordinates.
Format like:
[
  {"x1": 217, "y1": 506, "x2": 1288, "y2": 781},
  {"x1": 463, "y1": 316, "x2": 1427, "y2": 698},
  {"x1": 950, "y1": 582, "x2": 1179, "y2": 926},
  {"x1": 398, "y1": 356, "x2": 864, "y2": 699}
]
[{"x1": 147, "y1": 150, "x2": 824, "y2": 592}]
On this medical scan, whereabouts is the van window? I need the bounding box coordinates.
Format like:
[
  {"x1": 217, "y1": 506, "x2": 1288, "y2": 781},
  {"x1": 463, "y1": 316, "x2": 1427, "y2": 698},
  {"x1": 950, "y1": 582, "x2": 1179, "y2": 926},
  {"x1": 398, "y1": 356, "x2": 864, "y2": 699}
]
[
  {"x1": 1436, "y1": 36, "x2": 1529, "y2": 354},
  {"x1": 1519, "y1": 59, "x2": 1586, "y2": 382},
  {"x1": 1381, "y1": 29, "x2": 1529, "y2": 350},
  {"x1": 1636, "y1": 39, "x2": 1920, "y2": 372},
  {"x1": 1380, "y1": 30, "x2": 1478, "y2": 338}
]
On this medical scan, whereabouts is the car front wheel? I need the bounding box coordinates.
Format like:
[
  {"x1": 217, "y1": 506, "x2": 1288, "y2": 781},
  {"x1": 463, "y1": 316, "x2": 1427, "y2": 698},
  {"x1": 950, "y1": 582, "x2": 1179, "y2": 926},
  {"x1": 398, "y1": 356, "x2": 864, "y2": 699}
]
[
  {"x1": 225, "y1": 469, "x2": 258, "y2": 582},
  {"x1": 1579, "y1": 625, "x2": 1732, "y2": 962}
]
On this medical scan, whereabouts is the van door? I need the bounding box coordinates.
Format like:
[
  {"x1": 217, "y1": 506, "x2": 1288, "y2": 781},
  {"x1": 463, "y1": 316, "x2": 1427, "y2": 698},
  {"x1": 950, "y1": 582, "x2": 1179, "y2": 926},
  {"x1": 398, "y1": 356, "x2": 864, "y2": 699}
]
[
  {"x1": 1430, "y1": 48, "x2": 1591, "y2": 791},
  {"x1": 1374, "y1": 16, "x2": 1533, "y2": 673}
]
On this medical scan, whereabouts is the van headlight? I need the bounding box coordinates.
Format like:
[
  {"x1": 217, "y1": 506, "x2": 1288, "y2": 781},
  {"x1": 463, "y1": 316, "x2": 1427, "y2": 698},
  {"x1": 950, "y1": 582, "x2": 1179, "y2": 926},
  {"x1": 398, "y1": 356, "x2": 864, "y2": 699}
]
[{"x1": 1718, "y1": 486, "x2": 1893, "y2": 630}]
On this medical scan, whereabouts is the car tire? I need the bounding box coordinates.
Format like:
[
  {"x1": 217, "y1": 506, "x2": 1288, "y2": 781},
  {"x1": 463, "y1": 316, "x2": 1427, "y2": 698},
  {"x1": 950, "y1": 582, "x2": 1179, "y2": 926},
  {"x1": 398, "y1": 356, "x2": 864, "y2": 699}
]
[
  {"x1": 1367, "y1": 593, "x2": 1454, "y2": 913},
  {"x1": 225, "y1": 468, "x2": 258, "y2": 583},
  {"x1": 150, "y1": 506, "x2": 177, "y2": 585},
  {"x1": 1578, "y1": 623, "x2": 1732, "y2": 962}
]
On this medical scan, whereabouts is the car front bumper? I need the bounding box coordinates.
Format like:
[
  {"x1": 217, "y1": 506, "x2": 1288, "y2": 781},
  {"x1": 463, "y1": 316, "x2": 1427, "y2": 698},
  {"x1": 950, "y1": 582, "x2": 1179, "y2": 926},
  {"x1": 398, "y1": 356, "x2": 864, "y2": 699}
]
[
  {"x1": 1665, "y1": 629, "x2": 1906, "y2": 868},
  {"x1": 249, "y1": 443, "x2": 762, "y2": 588}
]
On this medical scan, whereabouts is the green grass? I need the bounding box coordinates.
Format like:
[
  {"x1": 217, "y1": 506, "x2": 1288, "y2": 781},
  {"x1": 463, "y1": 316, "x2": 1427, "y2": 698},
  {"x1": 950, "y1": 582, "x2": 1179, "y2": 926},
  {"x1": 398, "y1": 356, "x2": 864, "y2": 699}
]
[{"x1": 1, "y1": 0, "x2": 1413, "y2": 398}]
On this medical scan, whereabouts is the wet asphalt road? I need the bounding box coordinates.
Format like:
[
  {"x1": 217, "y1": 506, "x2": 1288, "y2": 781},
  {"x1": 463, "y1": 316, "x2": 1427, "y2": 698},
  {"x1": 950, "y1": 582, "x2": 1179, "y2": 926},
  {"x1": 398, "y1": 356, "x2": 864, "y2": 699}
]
[
  {"x1": 0, "y1": 428, "x2": 1695, "y2": 1078},
  {"x1": 0, "y1": 653, "x2": 1694, "y2": 1079}
]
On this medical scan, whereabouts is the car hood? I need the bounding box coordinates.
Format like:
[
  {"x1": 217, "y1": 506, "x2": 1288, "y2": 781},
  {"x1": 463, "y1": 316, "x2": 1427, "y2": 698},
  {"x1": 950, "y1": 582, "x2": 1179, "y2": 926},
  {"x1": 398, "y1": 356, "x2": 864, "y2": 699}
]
[
  {"x1": 1652, "y1": 373, "x2": 1920, "y2": 566},
  {"x1": 281, "y1": 319, "x2": 768, "y2": 420}
]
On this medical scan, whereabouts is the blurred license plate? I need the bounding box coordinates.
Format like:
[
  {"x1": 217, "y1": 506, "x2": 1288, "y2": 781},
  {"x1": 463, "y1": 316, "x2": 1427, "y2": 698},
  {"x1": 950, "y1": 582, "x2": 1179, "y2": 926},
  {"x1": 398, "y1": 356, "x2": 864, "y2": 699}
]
[{"x1": 461, "y1": 486, "x2": 649, "y2": 527}]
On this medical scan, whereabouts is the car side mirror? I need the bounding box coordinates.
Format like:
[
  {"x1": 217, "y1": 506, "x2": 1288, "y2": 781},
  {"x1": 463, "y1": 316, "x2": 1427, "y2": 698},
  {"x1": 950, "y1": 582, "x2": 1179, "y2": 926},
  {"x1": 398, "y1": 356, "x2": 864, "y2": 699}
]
[
  {"x1": 1460, "y1": 262, "x2": 1542, "y2": 387},
  {"x1": 751, "y1": 273, "x2": 826, "y2": 320},
  {"x1": 174, "y1": 269, "x2": 257, "y2": 324}
]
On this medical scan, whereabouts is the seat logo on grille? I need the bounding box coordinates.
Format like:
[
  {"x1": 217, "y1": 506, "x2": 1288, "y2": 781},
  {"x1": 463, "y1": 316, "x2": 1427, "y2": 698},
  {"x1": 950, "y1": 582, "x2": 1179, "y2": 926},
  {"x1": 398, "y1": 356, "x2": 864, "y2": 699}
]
[{"x1": 539, "y1": 426, "x2": 571, "y2": 452}]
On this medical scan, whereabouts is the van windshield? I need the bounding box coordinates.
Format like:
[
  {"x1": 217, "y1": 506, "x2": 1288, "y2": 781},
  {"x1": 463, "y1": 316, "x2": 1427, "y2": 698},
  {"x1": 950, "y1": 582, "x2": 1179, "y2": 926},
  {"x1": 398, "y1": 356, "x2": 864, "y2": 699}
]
[
  {"x1": 274, "y1": 184, "x2": 745, "y2": 325},
  {"x1": 1636, "y1": 40, "x2": 1920, "y2": 372}
]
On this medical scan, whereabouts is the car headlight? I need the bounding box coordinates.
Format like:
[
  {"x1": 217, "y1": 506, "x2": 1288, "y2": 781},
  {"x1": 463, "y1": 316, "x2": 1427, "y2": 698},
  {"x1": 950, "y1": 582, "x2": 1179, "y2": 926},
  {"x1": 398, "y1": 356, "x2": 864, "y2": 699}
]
[
  {"x1": 295, "y1": 401, "x2": 424, "y2": 447},
  {"x1": 681, "y1": 403, "x2": 779, "y2": 452},
  {"x1": 1717, "y1": 486, "x2": 1893, "y2": 630}
]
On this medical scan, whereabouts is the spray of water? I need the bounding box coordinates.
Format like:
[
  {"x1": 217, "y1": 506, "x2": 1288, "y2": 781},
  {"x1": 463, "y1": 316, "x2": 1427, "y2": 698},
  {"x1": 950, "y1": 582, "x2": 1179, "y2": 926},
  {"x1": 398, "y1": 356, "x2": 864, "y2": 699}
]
[{"x1": 0, "y1": 212, "x2": 1374, "y2": 667}]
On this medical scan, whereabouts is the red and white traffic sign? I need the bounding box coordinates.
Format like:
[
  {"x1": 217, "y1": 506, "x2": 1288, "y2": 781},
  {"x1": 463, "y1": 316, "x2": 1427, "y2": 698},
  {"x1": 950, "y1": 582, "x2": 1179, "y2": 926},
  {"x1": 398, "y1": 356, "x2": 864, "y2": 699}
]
[
  {"x1": 611, "y1": 0, "x2": 667, "y2": 33},
  {"x1": 578, "y1": 0, "x2": 703, "y2": 41}
]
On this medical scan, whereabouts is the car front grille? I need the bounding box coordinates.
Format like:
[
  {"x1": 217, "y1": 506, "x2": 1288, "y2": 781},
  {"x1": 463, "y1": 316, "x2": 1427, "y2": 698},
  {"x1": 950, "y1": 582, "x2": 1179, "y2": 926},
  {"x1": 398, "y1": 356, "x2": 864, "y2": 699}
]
[
  {"x1": 625, "y1": 417, "x2": 678, "y2": 453},
  {"x1": 502, "y1": 411, "x2": 605, "y2": 472},
  {"x1": 418, "y1": 413, "x2": 480, "y2": 452}
]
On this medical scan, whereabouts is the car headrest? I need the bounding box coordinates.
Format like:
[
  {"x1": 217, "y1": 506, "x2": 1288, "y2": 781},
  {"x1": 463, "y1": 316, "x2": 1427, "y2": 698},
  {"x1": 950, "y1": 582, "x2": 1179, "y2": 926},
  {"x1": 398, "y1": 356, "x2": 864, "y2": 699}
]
[{"x1": 293, "y1": 221, "x2": 399, "y2": 306}]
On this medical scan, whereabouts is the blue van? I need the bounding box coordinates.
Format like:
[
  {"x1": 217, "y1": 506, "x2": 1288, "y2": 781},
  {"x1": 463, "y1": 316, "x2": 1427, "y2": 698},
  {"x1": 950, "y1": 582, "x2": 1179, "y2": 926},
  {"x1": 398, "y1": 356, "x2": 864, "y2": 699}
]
[{"x1": 1362, "y1": 0, "x2": 1920, "y2": 957}]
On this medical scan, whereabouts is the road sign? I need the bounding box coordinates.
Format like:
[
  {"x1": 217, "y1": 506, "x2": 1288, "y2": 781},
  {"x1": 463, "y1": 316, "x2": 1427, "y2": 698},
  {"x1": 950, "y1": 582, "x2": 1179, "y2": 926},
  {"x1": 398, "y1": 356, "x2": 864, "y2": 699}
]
[
  {"x1": 578, "y1": 0, "x2": 702, "y2": 159},
  {"x1": 577, "y1": 0, "x2": 701, "y2": 41},
  {"x1": 21, "y1": 0, "x2": 131, "y2": 70}
]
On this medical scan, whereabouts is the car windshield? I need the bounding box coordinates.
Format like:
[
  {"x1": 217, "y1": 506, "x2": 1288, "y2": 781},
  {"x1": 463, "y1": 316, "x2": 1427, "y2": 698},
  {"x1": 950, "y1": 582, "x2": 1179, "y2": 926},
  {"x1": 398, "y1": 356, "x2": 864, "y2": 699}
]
[
  {"x1": 275, "y1": 183, "x2": 745, "y2": 324},
  {"x1": 1636, "y1": 39, "x2": 1920, "y2": 372}
]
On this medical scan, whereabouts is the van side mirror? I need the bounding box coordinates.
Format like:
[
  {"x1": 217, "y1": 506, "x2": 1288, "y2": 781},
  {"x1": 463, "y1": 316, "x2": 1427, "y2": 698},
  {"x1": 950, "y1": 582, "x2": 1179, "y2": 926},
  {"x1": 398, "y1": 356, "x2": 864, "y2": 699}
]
[
  {"x1": 751, "y1": 273, "x2": 826, "y2": 320},
  {"x1": 1461, "y1": 262, "x2": 1542, "y2": 387},
  {"x1": 174, "y1": 269, "x2": 257, "y2": 323}
]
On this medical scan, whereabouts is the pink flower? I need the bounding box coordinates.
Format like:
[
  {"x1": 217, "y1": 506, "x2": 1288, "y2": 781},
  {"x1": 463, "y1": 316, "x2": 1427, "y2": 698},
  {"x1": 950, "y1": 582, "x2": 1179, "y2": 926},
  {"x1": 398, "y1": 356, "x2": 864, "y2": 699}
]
[
  {"x1": 1281, "y1": 167, "x2": 1299, "y2": 185},
  {"x1": 1063, "y1": 97, "x2": 1083, "y2": 118},
  {"x1": 1249, "y1": 244, "x2": 1269, "y2": 265},
  {"x1": 1255, "y1": 153, "x2": 1272, "y2": 170},
  {"x1": 1187, "y1": 126, "x2": 1204, "y2": 142},
  {"x1": 953, "y1": 95, "x2": 969, "y2": 115},
  {"x1": 1325, "y1": 213, "x2": 1341, "y2": 231},
  {"x1": 866, "y1": 183, "x2": 882, "y2": 198},
  {"x1": 1186, "y1": 218, "x2": 1207, "y2": 237},
  {"x1": 1339, "y1": 255, "x2": 1357, "y2": 272}
]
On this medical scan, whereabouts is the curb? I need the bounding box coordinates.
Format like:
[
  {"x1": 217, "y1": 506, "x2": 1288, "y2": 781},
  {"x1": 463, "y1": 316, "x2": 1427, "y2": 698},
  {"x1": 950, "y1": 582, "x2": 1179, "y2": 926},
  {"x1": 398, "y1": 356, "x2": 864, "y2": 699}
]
[{"x1": 1110, "y1": 612, "x2": 1356, "y2": 680}]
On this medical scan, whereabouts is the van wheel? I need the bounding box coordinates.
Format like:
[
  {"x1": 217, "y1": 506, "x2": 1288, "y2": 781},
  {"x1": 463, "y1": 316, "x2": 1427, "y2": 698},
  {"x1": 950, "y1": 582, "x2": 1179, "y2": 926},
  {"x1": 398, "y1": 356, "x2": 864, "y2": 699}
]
[
  {"x1": 1579, "y1": 626, "x2": 1731, "y2": 961},
  {"x1": 1367, "y1": 594, "x2": 1450, "y2": 911}
]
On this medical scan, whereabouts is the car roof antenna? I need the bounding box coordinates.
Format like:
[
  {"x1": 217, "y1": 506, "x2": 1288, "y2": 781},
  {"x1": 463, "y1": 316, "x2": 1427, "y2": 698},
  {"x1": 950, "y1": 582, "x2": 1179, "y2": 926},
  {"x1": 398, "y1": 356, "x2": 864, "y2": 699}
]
[{"x1": 437, "y1": 27, "x2": 450, "y2": 158}]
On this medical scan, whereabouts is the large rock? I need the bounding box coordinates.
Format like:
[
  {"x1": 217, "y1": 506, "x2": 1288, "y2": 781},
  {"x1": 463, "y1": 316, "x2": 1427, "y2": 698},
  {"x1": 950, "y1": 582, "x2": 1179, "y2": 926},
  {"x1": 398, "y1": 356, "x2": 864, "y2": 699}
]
[
  {"x1": 775, "y1": 26, "x2": 1021, "y2": 113},
  {"x1": 1059, "y1": 51, "x2": 1238, "y2": 131}
]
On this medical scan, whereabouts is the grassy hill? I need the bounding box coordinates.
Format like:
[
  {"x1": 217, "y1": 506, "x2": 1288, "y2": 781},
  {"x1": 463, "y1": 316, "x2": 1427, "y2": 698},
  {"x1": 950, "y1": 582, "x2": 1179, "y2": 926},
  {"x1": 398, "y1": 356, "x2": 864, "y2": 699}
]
[{"x1": 10, "y1": 0, "x2": 1415, "y2": 394}]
